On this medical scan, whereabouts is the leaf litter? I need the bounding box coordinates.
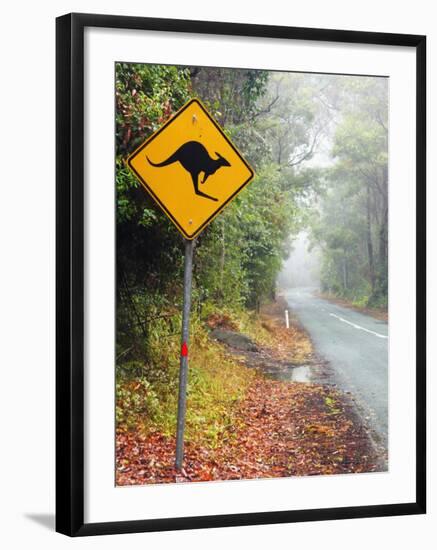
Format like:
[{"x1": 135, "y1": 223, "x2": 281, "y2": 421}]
[{"x1": 116, "y1": 300, "x2": 384, "y2": 486}]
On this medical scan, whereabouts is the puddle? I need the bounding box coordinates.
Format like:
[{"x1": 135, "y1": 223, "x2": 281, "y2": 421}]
[
  {"x1": 264, "y1": 364, "x2": 311, "y2": 383},
  {"x1": 224, "y1": 345, "x2": 312, "y2": 383}
]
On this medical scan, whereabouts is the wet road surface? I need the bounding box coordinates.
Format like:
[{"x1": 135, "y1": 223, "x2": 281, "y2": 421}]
[{"x1": 282, "y1": 287, "x2": 388, "y2": 450}]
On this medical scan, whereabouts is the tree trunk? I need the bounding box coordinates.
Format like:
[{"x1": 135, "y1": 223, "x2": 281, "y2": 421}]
[
  {"x1": 378, "y1": 167, "x2": 388, "y2": 272},
  {"x1": 366, "y1": 183, "x2": 375, "y2": 292},
  {"x1": 219, "y1": 220, "x2": 226, "y2": 300},
  {"x1": 342, "y1": 256, "x2": 348, "y2": 290}
]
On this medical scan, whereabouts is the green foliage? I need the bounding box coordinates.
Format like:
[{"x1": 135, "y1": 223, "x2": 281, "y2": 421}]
[
  {"x1": 116, "y1": 377, "x2": 161, "y2": 430},
  {"x1": 194, "y1": 164, "x2": 300, "y2": 310},
  {"x1": 258, "y1": 73, "x2": 332, "y2": 168},
  {"x1": 113, "y1": 63, "x2": 297, "y2": 443},
  {"x1": 116, "y1": 319, "x2": 255, "y2": 446},
  {"x1": 352, "y1": 295, "x2": 370, "y2": 309},
  {"x1": 115, "y1": 63, "x2": 193, "y2": 365},
  {"x1": 239, "y1": 165, "x2": 299, "y2": 308},
  {"x1": 307, "y1": 77, "x2": 388, "y2": 309},
  {"x1": 115, "y1": 62, "x2": 191, "y2": 157},
  {"x1": 115, "y1": 62, "x2": 305, "y2": 359},
  {"x1": 187, "y1": 67, "x2": 271, "y2": 171}
]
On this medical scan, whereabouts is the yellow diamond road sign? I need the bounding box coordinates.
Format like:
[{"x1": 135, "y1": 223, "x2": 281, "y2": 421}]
[{"x1": 126, "y1": 98, "x2": 255, "y2": 240}]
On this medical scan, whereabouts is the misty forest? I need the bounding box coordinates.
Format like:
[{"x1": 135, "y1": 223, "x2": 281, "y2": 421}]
[{"x1": 116, "y1": 63, "x2": 388, "y2": 485}]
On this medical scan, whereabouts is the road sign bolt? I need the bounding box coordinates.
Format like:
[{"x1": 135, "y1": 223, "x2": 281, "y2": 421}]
[{"x1": 188, "y1": 219, "x2": 193, "y2": 225}]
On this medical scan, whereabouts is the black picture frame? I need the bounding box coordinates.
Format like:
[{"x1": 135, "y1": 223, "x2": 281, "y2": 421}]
[{"x1": 56, "y1": 12, "x2": 426, "y2": 537}]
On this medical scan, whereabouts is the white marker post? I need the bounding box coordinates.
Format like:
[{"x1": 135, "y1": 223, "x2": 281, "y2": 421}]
[{"x1": 285, "y1": 309, "x2": 290, "y2": 329}]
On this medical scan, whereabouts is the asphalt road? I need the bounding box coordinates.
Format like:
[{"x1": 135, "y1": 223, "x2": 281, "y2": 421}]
[{"x1": 283, "y1": 287, "x2": 388, "y2": 450}]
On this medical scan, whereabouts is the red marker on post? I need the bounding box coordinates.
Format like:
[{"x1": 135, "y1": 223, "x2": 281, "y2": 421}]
[{"x1": 181, "y1": 342, "x2": 188, "y2": 357}]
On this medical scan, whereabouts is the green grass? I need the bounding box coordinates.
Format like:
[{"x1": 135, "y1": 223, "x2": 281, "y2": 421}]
[{"x1": 116, "y1": 315, "x2": 256, "y2": 448}]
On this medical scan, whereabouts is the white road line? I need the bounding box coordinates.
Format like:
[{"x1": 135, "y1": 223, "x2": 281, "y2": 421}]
[{"x1": 329, "y1": 313, "x2": 388, "y2": 339}]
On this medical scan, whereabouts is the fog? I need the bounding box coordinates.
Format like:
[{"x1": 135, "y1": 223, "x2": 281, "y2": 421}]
[{"x1": 277, "y1": 232, "x2": 321, "y2": 291}]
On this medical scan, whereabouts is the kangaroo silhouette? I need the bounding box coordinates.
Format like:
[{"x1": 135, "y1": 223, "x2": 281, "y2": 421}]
[{"x1": 147, "y1": 140, "x2": 231, "y2": 202}]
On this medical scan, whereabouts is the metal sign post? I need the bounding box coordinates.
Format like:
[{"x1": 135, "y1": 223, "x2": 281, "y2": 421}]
[{"x1": 175, "y1": 238, "x2": 195, "y2": 470}]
